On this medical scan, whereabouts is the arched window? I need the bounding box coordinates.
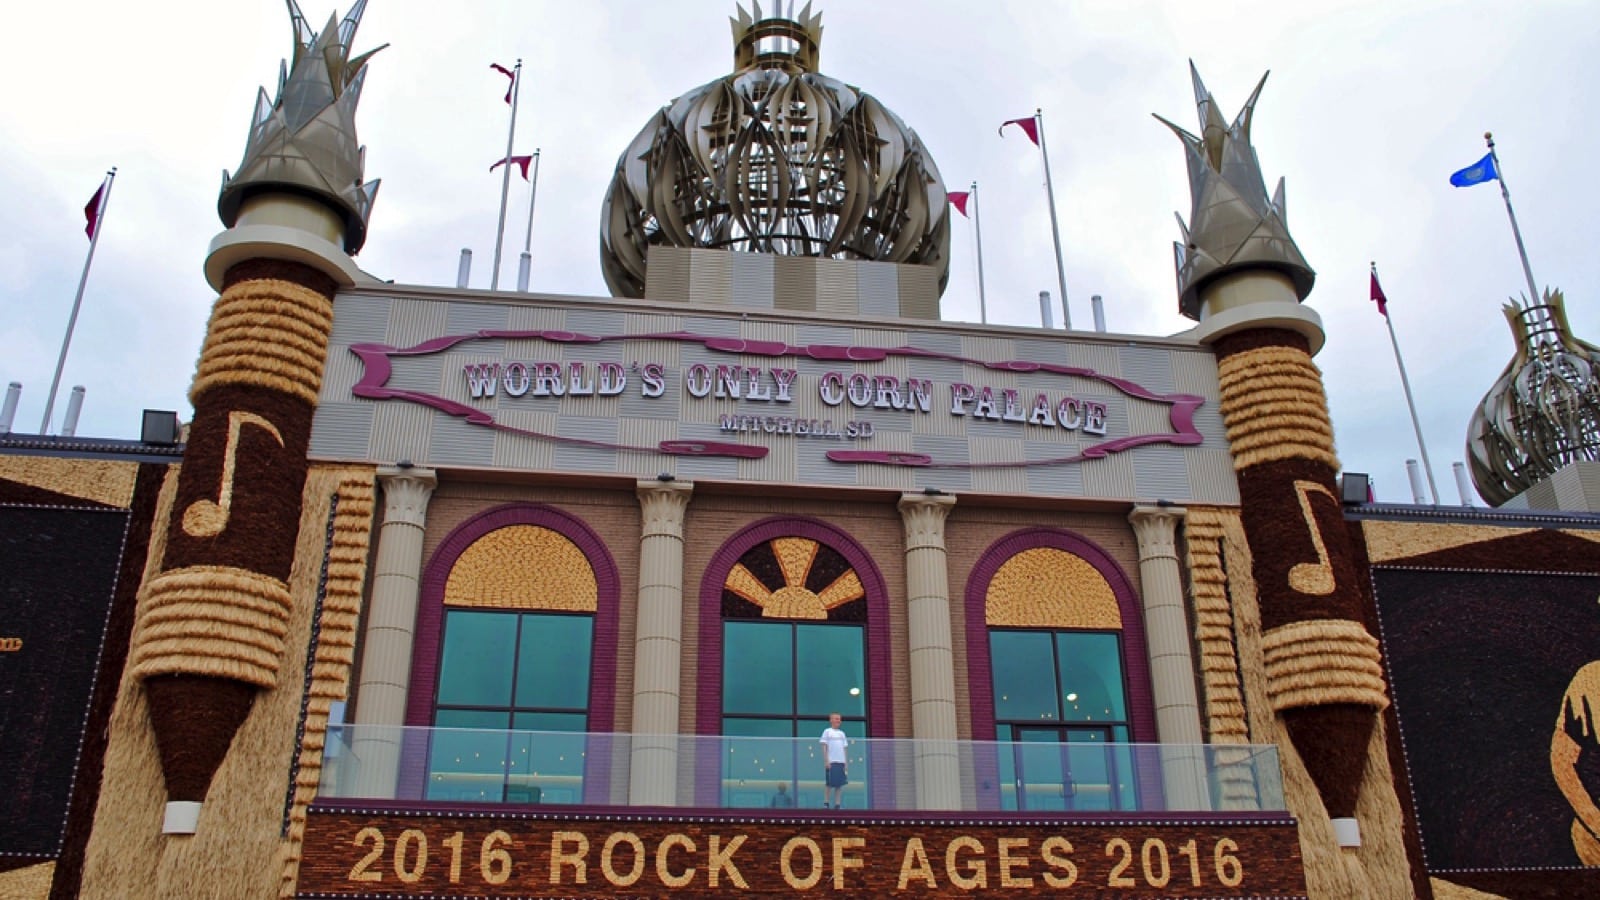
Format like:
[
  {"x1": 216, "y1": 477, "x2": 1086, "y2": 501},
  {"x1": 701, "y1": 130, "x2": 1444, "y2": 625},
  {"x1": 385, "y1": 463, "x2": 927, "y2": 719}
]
[
  {"x1": 966, "y1": 528, "x2": 1156, "y2": 811},
  {"x1": 406, "y1": 504, "x2": 619, "y2": 805},
  {"x1": 697, "y1": 518, "x2": 891, "y2": 809}
]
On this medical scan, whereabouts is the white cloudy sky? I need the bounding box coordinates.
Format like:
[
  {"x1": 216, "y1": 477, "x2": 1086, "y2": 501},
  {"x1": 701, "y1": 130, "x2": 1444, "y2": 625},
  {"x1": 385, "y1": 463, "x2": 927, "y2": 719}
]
[{"x1": 2, "y1": 0, "x2": 1596, "y2": 504}]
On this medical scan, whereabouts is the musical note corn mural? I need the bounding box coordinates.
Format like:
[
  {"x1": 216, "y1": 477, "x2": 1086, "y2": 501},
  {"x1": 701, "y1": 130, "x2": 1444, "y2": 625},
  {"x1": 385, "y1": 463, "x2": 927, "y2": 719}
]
[
  {"x1": 1160, "y1": 64, "x2": 1389, "y2": 843},
  {"x1": 127, "y1": 0, "x2": 380, "y2": 827}
]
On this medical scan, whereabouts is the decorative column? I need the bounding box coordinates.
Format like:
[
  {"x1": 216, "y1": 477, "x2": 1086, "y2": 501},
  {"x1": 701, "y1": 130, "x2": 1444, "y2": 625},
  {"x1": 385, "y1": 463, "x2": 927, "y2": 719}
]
[
  {"x1": 1161, "y1": 67, "x2": 1388, "y2": 848},
  {"x1": 126, "y1": 3, "x2": 381, "y2": 834},
  {"x1": 898, "y1": 491, "x2": 960, "y2": 809},
  {"x1": 630, "y1": 479, "x2": 693, "y2": 806},
  {"x1": 1129, "y1": 504, "x2": 1209, "y2": 810},
  {"x1": 349, "y1": 465, "x2": 437, "y2": 798}
]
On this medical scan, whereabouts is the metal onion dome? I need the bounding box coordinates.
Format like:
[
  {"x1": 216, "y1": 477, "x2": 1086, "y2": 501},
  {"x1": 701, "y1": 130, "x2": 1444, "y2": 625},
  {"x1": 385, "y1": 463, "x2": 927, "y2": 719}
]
[
  {"x1": 599, "y1": 2, "x2": 951, "y2": 299},
  {"x1": 1467, "y1": 289, "x2": 1600, "y2": 505}
]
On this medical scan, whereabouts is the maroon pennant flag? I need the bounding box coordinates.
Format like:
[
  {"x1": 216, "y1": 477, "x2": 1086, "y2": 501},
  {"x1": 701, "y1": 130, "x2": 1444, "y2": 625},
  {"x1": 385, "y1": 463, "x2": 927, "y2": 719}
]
[
  {"x1": 1370, "y1": 270, "x2": 1389, "y2": 318},
  {"x1": 490, "y1": 62, "x2": 515, "y2": 104},
  {"x1": 1000, "y1": 116, "x2": 1040, "y2": 146},
  {"x1": 947, "y1": 191, "x2": 971, "y2": 217},
  {"x1": 490, "y1": 155, "x2": 536, "y2": 180},
  {"x1": 84, "y1": 184, "x2": 105, "y2": 239}
]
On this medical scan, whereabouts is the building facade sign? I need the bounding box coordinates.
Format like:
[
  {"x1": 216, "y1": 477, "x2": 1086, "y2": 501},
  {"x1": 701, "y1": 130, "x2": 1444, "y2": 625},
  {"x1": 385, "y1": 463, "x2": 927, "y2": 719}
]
[
  {"x1": 310, "y1": 289, "x2": 1239, "y2": 502},
  {"x1": 298, "y1": 807, "x2": 1307, "y2": 898}
]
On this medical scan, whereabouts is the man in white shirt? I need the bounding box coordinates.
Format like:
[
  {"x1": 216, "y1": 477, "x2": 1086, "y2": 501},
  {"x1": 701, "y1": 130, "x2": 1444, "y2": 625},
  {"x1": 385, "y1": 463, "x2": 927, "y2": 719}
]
[{"x1": 820, "y1": 712, "x2": 849, "y2": 809}]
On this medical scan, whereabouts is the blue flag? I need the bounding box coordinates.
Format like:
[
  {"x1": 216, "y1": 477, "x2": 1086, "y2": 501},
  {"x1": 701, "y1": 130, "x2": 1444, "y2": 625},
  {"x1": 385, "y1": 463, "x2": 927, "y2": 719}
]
[{"x1": 1450, "y1": 152, "x2": 1499, "y2": 187}]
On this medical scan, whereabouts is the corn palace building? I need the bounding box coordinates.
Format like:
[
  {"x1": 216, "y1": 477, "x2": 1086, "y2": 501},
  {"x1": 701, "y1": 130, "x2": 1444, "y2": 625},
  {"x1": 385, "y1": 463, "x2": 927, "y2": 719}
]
[{"x1": 3, "y1": 3, "x2": 1599, "y2": 898}]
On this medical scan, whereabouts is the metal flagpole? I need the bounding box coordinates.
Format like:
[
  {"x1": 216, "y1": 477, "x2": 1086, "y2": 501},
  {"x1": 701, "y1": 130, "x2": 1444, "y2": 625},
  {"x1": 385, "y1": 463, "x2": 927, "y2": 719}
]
[
  {"x1": 490, "y1": 59, "x2": 522, "y2": 291},
  {"x1": 516, "y1": 149, "x2": 542, "y2": 292},
  {"x1": 1483, "y1": 132, "x2": 1540, "y2": 306},
  {"x1": 42, "y1": 168, "x2": 115, "y2": 435},
  {"x1": 1374, "y1": 262, "x2": 1439, "y2": 505},
  {"x1": 1033, "y1": 109, "x2": 1071, "y2": 329},
  {"x1": 970, "y1": 180, "x2": 988, "y2": 324}
]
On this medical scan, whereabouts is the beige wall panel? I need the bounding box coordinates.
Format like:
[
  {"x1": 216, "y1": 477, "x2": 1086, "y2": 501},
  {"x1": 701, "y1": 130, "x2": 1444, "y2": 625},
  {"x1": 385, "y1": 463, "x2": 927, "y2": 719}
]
[
  {"x1": 1172, "y1": 349, "x2": 1224, "y2": 395},
  {"x1": 386, "y1": 299, "x2": 449, "y2": 347},
  {"x1": 1081, "y1": 448, "x2": 1138, "y2": 500},
  {"x1": 967, "y1": 438, "x2": 1029, "y2": 495},
  {"x1": 774, "y1": 255, "x2": 819, "y2": 312},
  {"x1": 644, "y1": 245, "x2": 692, "y2": 304},
  {"x1": 489, "y1": 410, "x2": 560, "y2": 470},
  {"x1": 368, "y1": 403, "x2": 432, "y2": 464},
  {"x1": 688, "y1": 251, "x2": 733, "y2": 307},
  {"x1": 504, "y1": 304, "x2": 568, "y2": 331},
  {"x1": 897, "y1": 265, "x2": 939, "y2": 320},
  {"x1": 1070, "y1": 343, "x2": 1122, "y2": 376},
  {"x1": 815, "y1": 258, "x2": 857, "y2": 316}
]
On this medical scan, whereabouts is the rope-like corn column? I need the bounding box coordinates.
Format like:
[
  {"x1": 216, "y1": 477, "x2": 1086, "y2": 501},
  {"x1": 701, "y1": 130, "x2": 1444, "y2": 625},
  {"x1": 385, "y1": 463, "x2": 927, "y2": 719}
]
[
  {"x1": 1184, "y1": 506, "x2": 1261, "y2": 809},
  {"x1": 190, "y1": 278, "x2": 334, "y2": 407},
  {"x1": 280, "y1": 471, "x2": 376, "y2": 899},
  {"x1": 130, "y1": 565, "x2": 293, "y2": 689},
  {"x1": 1217, "y1": 344, "x2": 1339, "y2": 471},
  {"x1": 1262, "y1": 618, "x2": 1389, "y2": 712}
]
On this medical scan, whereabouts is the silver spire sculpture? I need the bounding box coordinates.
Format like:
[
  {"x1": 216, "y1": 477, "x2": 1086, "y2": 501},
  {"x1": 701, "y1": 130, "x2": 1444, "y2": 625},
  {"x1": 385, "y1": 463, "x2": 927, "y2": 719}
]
[
  {"x1": 218, "y1": 0, "x2": 385, "y2": 253},
  {"x1": 1155, "y1": 63, "x2": 1314, "y2": 320},
  {"x1": 1467, "y1": 289, "x2": 1600, "y2": 505}
]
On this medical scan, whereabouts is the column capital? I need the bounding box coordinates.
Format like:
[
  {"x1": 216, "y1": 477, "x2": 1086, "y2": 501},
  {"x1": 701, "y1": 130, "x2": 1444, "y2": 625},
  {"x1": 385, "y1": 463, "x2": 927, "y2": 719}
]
[
  {"x1": 898, "y1": 492, "x2": 956, "y2": 549},
  {"x1": 1129, "y1": 504, "x2": 1187, "y2": 559},
  {"x1": 637, "y1": 479, "x2": 694, "y2": 536},
  {"x1": 377, "y1": 466, "x2": 437, "y2": 528}
]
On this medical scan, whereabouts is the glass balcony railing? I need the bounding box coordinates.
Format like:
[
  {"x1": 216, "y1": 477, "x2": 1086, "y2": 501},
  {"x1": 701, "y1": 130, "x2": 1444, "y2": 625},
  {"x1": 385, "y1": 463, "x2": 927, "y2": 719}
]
[{"x1": 317, "y1": 725, "x2": 1284, "y2": 813}]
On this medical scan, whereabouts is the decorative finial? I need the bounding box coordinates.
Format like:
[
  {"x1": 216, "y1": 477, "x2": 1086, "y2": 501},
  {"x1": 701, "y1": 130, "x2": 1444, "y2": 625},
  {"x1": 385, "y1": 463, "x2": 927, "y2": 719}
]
[
  {"x1": 731, "y1": 1, "x2": 822, "y2": 72},
  {"x1": 1468, "y1": 288, "x2": 1600, "y2": 504},
  {"x1": 218, "y1": 0, "x2": 386, "y2": 253},
  {"x1": 1155, "y1": 62, "x2": 1315, "y2": 320}
]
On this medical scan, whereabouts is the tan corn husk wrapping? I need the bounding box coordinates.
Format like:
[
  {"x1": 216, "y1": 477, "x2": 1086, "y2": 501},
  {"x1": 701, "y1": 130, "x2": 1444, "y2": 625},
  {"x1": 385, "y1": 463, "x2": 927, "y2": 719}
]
[
  {"x1": 190, "y1": 279, "x2": 333, "y2": 407},
  {"x1": 985, "y1": 547, "x2": 1121, "y2": 629},
  {"x1": 443, "y1": 524, "x2": 598, "y2": 611},
  {"x1": 1361, "y1": 519, "x2": 1538, "y2": 563},
  {"x1": 1431, "y1": 876, "x2": 1511, "y2": 899},
  {"x1": 129, "y1": 565, "x2": 293, "y2": 689},
  {"x1": 0, "y1": 456, "x2": 139, "y2": 507},
  {"x1": 1217, "y1": 344, "x2": 1339, "y2": 470},
  {"x1": 0, "y1": 861, "x2": 56, "y2": 899},
  {"x1": 1183, "y1": 506, "x2": 1260, "y2": 809},
  {"x1": 1262, "y1": 618, "x2": 1389, "y2": 713},
  {"x1": 279, "y1": 470, "x2": 376, "y2": 898}
]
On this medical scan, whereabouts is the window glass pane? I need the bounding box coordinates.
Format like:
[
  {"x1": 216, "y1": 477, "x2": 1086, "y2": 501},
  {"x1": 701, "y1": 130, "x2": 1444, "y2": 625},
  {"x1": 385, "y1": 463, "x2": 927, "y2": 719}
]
[
  {"x1": 436, "y1": 611, "x2": 516, "y2": 707},
  {"x1": 1064, "y1": 729, "x2": 1114, "y2": 811},
  {"x1": 795, "y1": 624, "x2": 865, "y2": 717},
  {"x1": 510, "y1": 712, "x2": 586, "y2": 804},
  {"x1": 1056, "y1": 632, "x2": 1127, "y2": 723},
  {"x1": 720, "y1": 718, "x2": 797, "y2": 807},
  {"x1": 990, "y1": 631, "x2": 1059, "y2": 722},
  {"x1": 994, "y1": 724, "x2": 1018, "y2": 811},
  {"x1": 723, "y1": 621, "x2": 793, "y2": 714},
  {"x1": 514, "y1": 614, "x2": 593, "y2": 710},
  {"x1": 1015, "y1": 727, "x2": 1070, "y2": 811},
  {"x1": 428, "y1": 708, "x2": 510, "y2": 802}
]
